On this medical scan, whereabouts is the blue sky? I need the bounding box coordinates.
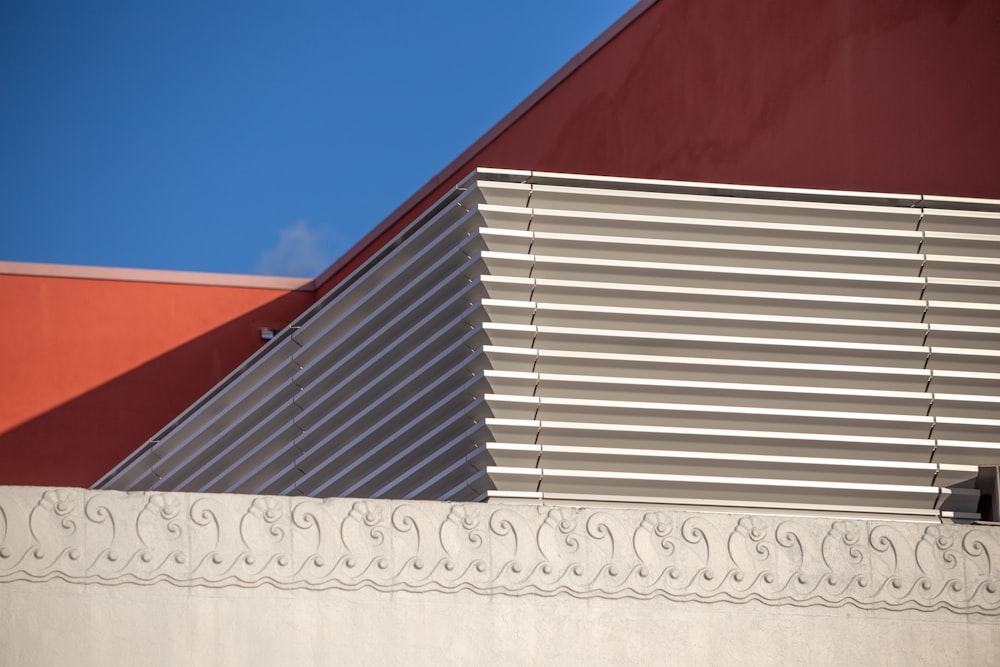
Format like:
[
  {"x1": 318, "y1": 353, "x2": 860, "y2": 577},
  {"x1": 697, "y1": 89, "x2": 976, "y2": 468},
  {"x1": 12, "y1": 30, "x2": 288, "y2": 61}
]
[{"x1": 1, "y1": 1, "x2": 634, "y2": 277}]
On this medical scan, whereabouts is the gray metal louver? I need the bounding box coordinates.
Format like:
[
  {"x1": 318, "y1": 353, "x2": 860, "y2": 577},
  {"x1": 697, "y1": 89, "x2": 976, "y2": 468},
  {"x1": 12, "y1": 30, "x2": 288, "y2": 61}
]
[{"x1": 96, "y1": 169, "x2": 1000, "y2": 520}]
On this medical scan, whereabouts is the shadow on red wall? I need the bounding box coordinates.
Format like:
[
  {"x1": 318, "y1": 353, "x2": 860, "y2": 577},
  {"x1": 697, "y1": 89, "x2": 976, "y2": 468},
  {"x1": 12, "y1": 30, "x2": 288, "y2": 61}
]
[{"x1": 0, "y1": 290, "x2": 313, "y2": 488}]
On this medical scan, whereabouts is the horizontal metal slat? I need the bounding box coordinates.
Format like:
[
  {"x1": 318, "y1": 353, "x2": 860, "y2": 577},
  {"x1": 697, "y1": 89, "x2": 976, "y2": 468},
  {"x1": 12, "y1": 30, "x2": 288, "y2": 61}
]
[
  {"x1": 526, "y1": 208, "x2": 923, "y2": 252},
  {"x1": 472, "y1": 227, "x2": 924, "y2": 276},
  {"x1": 478, "y1": 274, "x2": 926, "y2": 322},
  {"x1": 487, "y1": 467, "x2": 977, "y2": 514},
  {"x1": 923, "y1": 254, "x2": 1000, "y2": 280},
  {"x1": 483, "y1": 443, "x2": 976, "y2": 487},
  {"x1": 478, "y1": 418, "x2": 937, "y2": 462},
  {"x1": 922, "y1": 230, "x2": 1000, "y2": 258},
  {"x1": 928, "y1": 369, "x2": 1000, "y2": 395},
  {"x1": 920, "y1": 209, "x2": 1000, "y2": 235},
  {"x1": 478, "y1": 251, "x2": 926, "y2": 299},
  {"x1": 484, "y1": 394, "x2": 936, "y2": 438},
  {"x1": 478, "y1": 321, "x2": 931, "y2": 367},
  {"x1": 486, "y1": 491, "x2": 970, "y2": 522},
  {"x1": 481, "y1": 370, "x2": 933, "y2": 415},
  {"x1": 483, "y1": 346, "x2": 931, "y2": 391},
  {"x1": 525, "y1": 184, "x2": 922, "y2": 230},
  {"x1": 480, "y1": 299, "x2": 931, "y2": 346},
  {"x1": 923, "y1": 277, "x2": 1000, "y2": 304}
]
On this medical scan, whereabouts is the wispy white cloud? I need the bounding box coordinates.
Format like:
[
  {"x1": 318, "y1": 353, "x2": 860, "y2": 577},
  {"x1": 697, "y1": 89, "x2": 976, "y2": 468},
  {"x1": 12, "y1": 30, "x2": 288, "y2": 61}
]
[{"x1": 256, "y1": 220, "x2": 331, "y2": 277}]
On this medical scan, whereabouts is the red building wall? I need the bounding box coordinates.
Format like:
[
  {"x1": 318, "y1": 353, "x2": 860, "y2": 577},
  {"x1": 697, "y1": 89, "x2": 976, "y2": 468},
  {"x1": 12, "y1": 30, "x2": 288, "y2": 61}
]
[{"x1": 0, "y1": 273, "x2": 313, "y2": 486}]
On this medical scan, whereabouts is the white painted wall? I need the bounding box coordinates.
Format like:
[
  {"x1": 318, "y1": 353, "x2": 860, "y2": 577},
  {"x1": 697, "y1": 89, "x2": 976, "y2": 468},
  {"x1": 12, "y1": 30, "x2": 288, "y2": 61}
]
[
  {"x1": 1, "y1": 486, "x2": 998, "y2": 666},
  {"x1": 3, "y1": 580, "x2": 998, "y2": 666}
]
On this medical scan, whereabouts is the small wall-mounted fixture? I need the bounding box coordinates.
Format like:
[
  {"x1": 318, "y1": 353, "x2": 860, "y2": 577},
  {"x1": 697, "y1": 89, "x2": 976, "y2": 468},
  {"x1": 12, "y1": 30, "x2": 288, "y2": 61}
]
[{"x1": 259, "y1": 327, "x2": 279, "y2": 341}]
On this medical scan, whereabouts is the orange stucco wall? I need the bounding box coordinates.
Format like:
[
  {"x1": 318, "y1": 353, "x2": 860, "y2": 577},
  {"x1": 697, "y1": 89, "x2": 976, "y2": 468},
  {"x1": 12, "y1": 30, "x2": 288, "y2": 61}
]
[{"x1": 0, "y1": 274, "x2": 314, "y2": 486}]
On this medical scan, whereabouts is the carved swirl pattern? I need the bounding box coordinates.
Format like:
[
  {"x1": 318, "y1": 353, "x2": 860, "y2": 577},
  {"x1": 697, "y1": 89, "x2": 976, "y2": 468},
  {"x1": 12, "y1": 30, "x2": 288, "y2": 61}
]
[{"x1": 0, "y1": 487, "x2": 998, "y2": 615}]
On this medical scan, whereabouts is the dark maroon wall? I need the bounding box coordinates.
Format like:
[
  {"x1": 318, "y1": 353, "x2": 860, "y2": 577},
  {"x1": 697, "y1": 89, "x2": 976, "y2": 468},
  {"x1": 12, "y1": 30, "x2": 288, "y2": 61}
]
[{"x1": 320, "y1": 0, "x2": 1000, "y2": 295}]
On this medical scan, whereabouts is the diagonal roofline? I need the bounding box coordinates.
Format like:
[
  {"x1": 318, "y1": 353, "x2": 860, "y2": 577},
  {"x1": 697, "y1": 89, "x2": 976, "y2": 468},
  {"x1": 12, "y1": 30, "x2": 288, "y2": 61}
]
[{"x1": 312, "y1": 0, "x2": 659, "y2": 293}]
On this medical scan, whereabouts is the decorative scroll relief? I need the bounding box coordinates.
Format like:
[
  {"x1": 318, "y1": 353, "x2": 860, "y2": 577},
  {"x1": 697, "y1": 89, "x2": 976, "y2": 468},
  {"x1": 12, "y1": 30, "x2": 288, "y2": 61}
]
[{"x1": 0, "y1": 487, "x2": 998, "y2": 615}]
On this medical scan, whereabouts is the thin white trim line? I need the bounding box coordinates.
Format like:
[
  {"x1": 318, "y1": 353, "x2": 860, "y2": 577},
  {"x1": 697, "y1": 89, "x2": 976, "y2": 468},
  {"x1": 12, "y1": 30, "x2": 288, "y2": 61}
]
[{"x1": 0, "y1": 261, "x2": 315, "y2": 291}]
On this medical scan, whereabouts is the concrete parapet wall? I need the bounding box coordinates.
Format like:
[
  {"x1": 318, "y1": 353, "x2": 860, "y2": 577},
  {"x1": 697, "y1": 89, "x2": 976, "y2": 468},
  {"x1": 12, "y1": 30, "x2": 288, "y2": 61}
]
[{"x1": 1, "y1": 486, "x2": 998, "y2": 665}]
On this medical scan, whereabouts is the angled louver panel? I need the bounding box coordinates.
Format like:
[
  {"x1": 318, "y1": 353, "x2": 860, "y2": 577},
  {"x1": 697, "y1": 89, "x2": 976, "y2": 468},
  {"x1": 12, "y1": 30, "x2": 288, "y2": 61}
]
[{"x1": 97, "y1": 170, "x2": 1000, "y2": 521}]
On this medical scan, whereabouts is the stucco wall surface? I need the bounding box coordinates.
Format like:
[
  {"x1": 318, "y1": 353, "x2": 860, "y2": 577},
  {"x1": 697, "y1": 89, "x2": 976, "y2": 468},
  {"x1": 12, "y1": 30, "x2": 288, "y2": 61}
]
[
  {"x1": 0, "y1": 274, "x2": 313, "y2": 486},
  {"x1": 1, "y1": 486, "x2": 998, "y2": 665},
  {"x1": 2, "y1": 580, "x2": 998, "y2": 666}
]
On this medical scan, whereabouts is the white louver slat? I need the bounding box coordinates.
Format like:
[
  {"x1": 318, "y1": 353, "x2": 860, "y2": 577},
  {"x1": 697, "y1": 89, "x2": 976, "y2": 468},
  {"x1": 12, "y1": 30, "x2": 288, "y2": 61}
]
[{"x1": 96, "y1": 169, "x2": 1000, "y2": 521}]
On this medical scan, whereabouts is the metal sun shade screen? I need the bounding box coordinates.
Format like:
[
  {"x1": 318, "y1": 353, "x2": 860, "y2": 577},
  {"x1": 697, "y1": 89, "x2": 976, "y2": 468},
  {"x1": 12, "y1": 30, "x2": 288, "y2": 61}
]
[{"x1": 98, "y1": 169, "x2": 1000, "y2": 520}]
